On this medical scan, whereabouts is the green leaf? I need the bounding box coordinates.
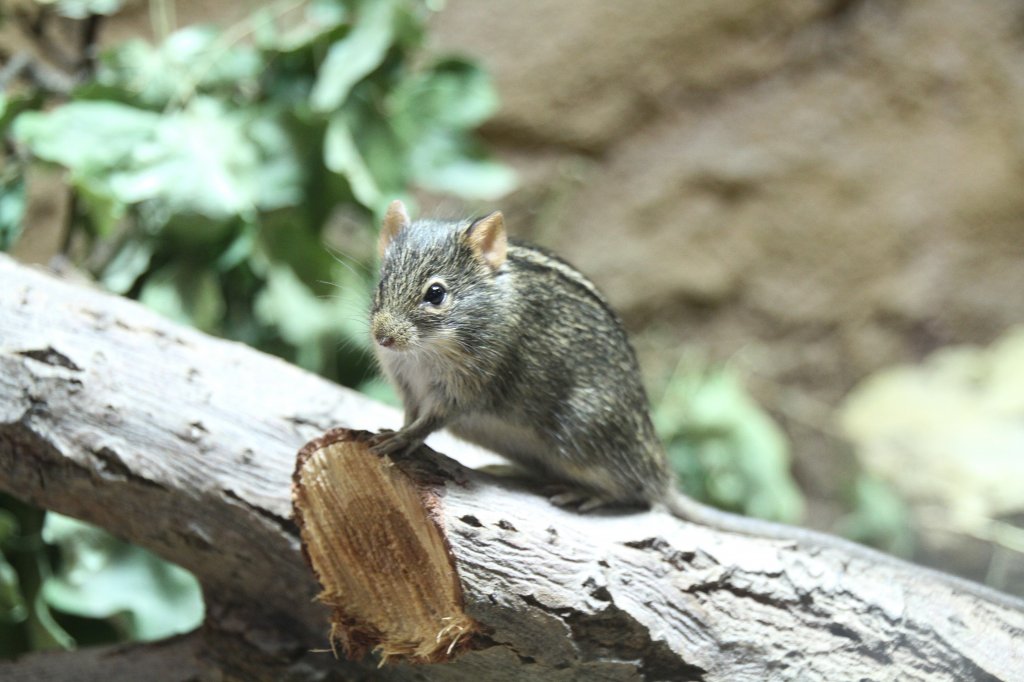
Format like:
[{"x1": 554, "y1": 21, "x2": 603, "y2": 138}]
[
  {"x1": 216, "y1": 223, "x2": 257, "y2": 272},
  {"x1": 253, "y1": 259, "x2": 372, "y2": 370},
  {"x1": 387, "y1": 57, "x2": 514, "y2": 199},
  {"x1": 835, "y1": 476, "x2": 912, "y2": 555},
  {"x1": 138, "y1": 264, "x2": 225, "y2": 332},
  {"x1": 77, "y1": 178, "x2": 126, "y2": 238},
  {"x1": 411, "y1": 140, "x2": 517, "y2": 200},
  {"x1": 247, "y1": 113, "x2": 306, "y2": 211},
  {"x1": 341, "y1": 101, "x2": 408, "y2": 202},
  {"x1": 390, "y1": 58, "x2": 499, "y2": 135},
  {"x1": 41, "y1": 514, "x2": 203, "y2": 641},
  {"x1": 98, "y1": 26, "x2": 263, "y2": 107},
  {"x1": 107, "y1": 98, "x2": 295, "y2": 218},
  {"x1": 310, "y1": 0, "x2": 400, "y2": 112},
  {"x1": 99, "y1": 239, "x2": 154, "y2": 294},
  {"x1": 325, "y1": 113, "x2": 382, "y2": 210},
  {"x1": 16, "y1": 97, "x2": 302, "y2": 225},
  {"x1": 0, "y1": 91, "x2": 40, "y2": 136},
  {"x1": 14, "y1": 100, "x2": 152, "y2": 238},
  {"x1": 23, "y1": 98, "x2": 299, "y2": 223},
  {"x1": 13, "y1": 102, "x2": 159, "y2": 174},
  {"x1": 255, "y1": 263, "x2": 337, "y2": 344},
  {"x1": 0, "y1": 509, "x2": 17, "y2": 542},
  {"x1": 0, "y1": 496, "x2": 75, "y2": 654},
  {"x1": 0, "y1": 548, "x2": 26, "y2": 625},
  {"x1": 0, "y1": 509, "x2": 26, "y2": 626},
  {"x1": 30, "y1": 590, "x2": 75, "y2": 651},
  {"x1": 653, "y1": 360, "x2": 804, "y2": 522},
  {"x1": 0, "y1": 175, "x2": 26, "y2": 252},
  {"x1": 255, "y1": 0, "x2": 348, "y2": 52},
  {"x1": 257, "y1": 211, "x2": 336, "y2": 284}
]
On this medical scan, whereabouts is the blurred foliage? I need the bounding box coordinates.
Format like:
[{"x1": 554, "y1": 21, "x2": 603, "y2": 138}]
[
  {"x1": 1, "y1": 0, "x2": 511, "y2": 661},
  {"x1": 833, "y1": 475, "x2": 913, "y2": 557},
  {"x1": 0, "y1": 94, "x2": 27, "y2": 251},
  {"x1": 6, "y1": 0, "x2": 513, "y2": 388},
  {"x1": 839, "y1": 325, "x2": 1024, "y2": 557},
  {"x1": 0, "y1": 493, "x2": 202, "y2": 657},
  {"x1": 652, "y1": 357, "x2": 805, "y2": 524},
  {"x1": 0, "y1": 494, "x2": 70, "y2": 658},
  {"x1": 41, "y1": 514, "x2": 203, "y2": 641}
]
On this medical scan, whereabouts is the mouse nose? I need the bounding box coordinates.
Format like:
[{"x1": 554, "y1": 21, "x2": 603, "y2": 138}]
[{"x1": 370, "y1": 312, "x2": 403, "y2": 349}]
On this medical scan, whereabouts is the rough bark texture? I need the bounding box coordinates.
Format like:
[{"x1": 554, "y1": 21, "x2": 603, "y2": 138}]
[{"x1": 1, "y1": 254, "x2": 1022, "y2": 682}]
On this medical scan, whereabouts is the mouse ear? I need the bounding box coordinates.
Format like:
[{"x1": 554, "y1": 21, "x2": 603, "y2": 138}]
[
  {"x1": 378, "y1": 200, "x2": 411, "y2": 258},
  {"x1": 465, "y1": 211, "x2": 507, "y2": 271}
]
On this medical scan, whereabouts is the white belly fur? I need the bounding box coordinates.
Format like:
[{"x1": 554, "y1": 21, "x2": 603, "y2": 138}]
[{"x1": 449, "y1": 412, "x2": 550, "y2": 465}]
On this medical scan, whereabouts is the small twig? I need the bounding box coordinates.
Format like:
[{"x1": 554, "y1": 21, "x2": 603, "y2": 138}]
[
  {"x1": 77, "y1": 14, "x2": 103, "y2": 79},
  {"x1": 0, "y1": 51, "x2": 33, "y2": 89},
  {"x1": 149, "y1": 0, "x2": 176, "y2": 42},
  {"x1": 13, "y1": 5, "x2": 78, "y2": 70},
  {"x1": 0, "y1": 50, "x2": 76, "y2": 96},
  {"x1": 4, "y1": 4, "x2": 92, "y2": 97},
  {"x1": 60, "y1": 190, "x2": 80, "y2": 257}
]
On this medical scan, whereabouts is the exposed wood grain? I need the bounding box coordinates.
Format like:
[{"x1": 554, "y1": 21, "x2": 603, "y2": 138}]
[
  {"x1": 1, "y1": 253, "x2": 1022, "y2": 682},
  {"x1": 292, "y1": 429, "x2": 480, "y2": 663}
]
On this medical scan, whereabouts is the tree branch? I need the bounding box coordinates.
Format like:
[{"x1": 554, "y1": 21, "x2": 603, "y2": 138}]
[{"x1": 0, "y1": 254, "x2": 1021, "y2": 681}]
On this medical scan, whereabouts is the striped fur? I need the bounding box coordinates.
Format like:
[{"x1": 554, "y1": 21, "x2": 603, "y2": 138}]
[{"x1": 370, "y1": 211, "x2": 671, "y2": 505}]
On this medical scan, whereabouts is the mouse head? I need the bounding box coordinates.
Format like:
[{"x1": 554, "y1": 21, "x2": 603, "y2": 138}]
[{"x1": 370, "y1": 200, "x2": 508, "y2": 354}]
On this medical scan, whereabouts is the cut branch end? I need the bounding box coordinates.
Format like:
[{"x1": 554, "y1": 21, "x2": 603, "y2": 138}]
[{"x1": 292, "y1": 429, "x2": 480, "y2": 665}]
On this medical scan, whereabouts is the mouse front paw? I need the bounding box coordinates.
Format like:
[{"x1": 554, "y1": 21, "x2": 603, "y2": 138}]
[{"x1": 368, "y1": 429, "x2": 420, "y2": 456}]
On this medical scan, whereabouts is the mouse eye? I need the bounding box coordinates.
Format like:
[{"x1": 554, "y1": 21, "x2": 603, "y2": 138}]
[{"x1": 422, "y1": 282, "x2": 447, "y2": 306}]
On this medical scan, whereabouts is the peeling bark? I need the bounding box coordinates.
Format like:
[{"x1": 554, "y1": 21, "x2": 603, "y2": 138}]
[{"x1": 1, "y1": 254, "x2": 1022, "y2": 682}]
